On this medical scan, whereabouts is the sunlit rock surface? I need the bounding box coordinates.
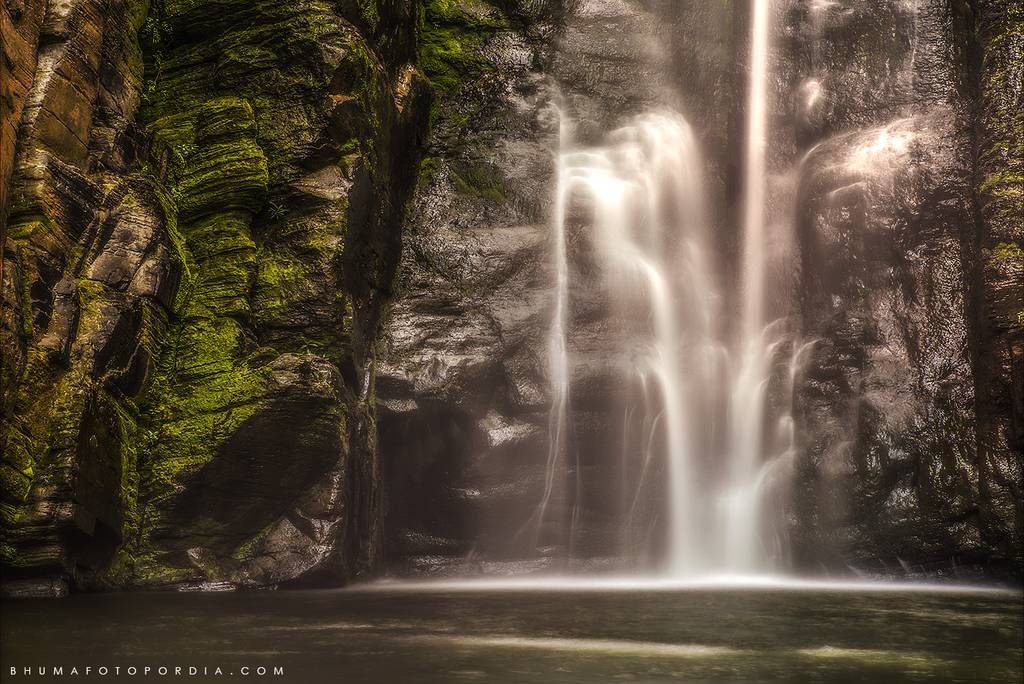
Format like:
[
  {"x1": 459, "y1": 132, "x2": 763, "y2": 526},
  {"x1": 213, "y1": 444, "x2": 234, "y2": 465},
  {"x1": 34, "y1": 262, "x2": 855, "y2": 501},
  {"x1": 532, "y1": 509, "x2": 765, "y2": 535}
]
[{"x1": 784, "y1": 0, "x2": 1022, "y2": 577}]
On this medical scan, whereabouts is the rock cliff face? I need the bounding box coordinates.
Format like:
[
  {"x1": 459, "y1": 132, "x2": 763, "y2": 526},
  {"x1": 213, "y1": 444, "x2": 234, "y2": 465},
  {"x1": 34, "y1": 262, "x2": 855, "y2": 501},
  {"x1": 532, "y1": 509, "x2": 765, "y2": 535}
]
[
  {"x1": 1, "y1": 0, "x2": 1020, "y2": 594},
  {"x1": 1, "y1": 0, "x2": 429, "y2": 593},
  {"x1": 783, "y1": 0, "x2": 1023, "y2": 577},
  {"x1": 377, "y1": 0, "x2": 1022, "y2": 579},
  {"x1": 377, "y1": 0, "x2": 683, "y2": 573}
]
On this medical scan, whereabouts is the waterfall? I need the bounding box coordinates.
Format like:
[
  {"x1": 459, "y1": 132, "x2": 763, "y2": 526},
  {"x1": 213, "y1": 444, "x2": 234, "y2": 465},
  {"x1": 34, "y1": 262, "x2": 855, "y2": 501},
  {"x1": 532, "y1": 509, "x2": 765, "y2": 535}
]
[
  {"x1": 535, "y1": 108, "x2": 576, "y2": 557},
  {"x1": 740, "y1": 0, "x2": 771, "y2": 342},
  {"x1": 721, "y1": 0, "x2": 775, "y2": 573},
  {"x1": 540, "y1": 0, "x2": 803, "y2": 577},
  {"x1": 542, "y1": 111, "x2": 718, "y2": 573}
]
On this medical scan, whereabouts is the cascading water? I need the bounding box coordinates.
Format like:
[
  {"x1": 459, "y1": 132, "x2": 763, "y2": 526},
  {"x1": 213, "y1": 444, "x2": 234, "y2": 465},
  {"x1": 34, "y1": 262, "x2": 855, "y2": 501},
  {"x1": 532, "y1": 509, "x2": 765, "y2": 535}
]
[
  {"x1": 539, "y1": 0, "x2": 808, "y2": 577},
  {"x1": 540, "y1": 111, "x2": 716, "y2": 574},
  {"x1": 721, "y1": 0, "x2": 777, "y2": 574}
]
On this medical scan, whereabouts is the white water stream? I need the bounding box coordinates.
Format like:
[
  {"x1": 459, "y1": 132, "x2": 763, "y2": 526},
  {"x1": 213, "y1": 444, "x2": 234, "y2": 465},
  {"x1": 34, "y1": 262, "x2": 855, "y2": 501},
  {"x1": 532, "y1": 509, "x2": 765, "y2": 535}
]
[{"x1": 540, "y1": 0, "x2": 808, "y2": 576}]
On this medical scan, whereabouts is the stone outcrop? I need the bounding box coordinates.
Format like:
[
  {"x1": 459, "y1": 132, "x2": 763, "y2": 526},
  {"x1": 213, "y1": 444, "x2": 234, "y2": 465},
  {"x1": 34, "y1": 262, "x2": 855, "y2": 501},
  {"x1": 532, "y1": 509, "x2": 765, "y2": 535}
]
[
  {"x1": 786, "y1": 0, "x2": 1022, "y2": 578},
  {"x1": 1, "y1": 0, "x2": 429, "y2": 593}
]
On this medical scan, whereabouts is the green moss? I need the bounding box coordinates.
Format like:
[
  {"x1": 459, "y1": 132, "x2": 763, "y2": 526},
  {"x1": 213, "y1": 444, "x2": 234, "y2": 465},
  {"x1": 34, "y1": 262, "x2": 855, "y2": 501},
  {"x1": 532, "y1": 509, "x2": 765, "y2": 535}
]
[
  {"x1": 991, "y1": 242, "x2": 1024, "y2": 265},
  {"x1": 981, "y1": 15, "x2": 1024, "y2": 334},
  {"x1": 0, "y1": 268, "x2": 114, "y2": 528},
  {"x1": 141, "y1": 283, "x2": 264, "y2": 503},
  {"x1": 72, "y1": 0, "x2": 424, "y2": 585},
  {"x1": 129, "y1": 94, "x2": 272, "y2": 565},
  {"x1": 141, "y1": 322, "x2": 267, "y2": 498},
  {"x1": 419, "y1": 0, "x2": 506, "y2": 93},
  {"x1": 232, "y1": 522, "x2": 275, "y2": 560},
  {"x1": 0, "y1": 541, "x2": 26, "y2": 568},
  {"x1": 0, "y1": 464, "x2": 31, "y2": 510},
  {"x1": 253, "y1": 256, "x2": 309, "y2": 320},
  {"x1": 140, "y1": 0, "x2": 362, "y2": 174},
  {"x1": 0, "y1": 352, "x2": 58, "y2": 500},
  {"x1": 1, "y1": 367, "x2": 91, "y2": 529},
  {"x1": 450, "y1": 160, "x2": 508, "y2": 202},
  {"x1": 151, "y1": 99, "x2": 269, "y2": 220}
]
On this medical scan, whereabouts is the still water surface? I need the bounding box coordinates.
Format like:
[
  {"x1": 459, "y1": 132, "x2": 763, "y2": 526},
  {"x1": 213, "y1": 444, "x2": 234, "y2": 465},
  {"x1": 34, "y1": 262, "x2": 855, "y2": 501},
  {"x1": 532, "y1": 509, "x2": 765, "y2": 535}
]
[{"x1": 2, "y1": 582, "x2": 1021, "y2": 683}]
